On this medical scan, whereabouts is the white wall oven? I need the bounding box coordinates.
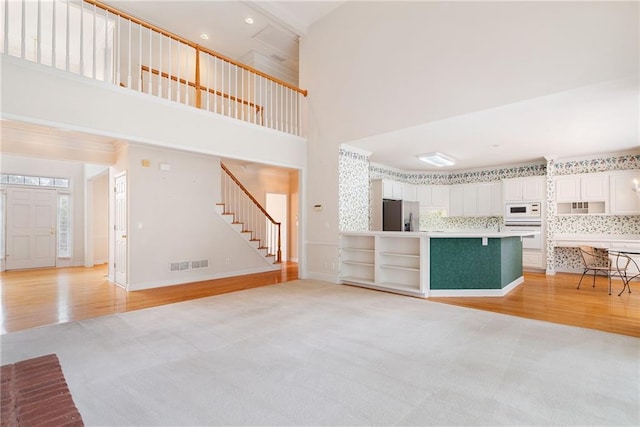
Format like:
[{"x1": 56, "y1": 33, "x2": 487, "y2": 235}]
[{"x1": 504, "y1": 202, "x2": 543, "y2": 250}]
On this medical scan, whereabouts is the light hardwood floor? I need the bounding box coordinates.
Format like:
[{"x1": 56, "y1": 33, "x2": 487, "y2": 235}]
[{"x1": 1, "y1": 264, "x2": 638, "y2": 337}]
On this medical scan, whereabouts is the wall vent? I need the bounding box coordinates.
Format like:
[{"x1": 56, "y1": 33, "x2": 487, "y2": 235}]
[
  {"x1": 191, "y1": 259, "x2": 209, "y2": 269},
  {"x1": 170, "y1": 261, "x2": 190, "y2": 271}
]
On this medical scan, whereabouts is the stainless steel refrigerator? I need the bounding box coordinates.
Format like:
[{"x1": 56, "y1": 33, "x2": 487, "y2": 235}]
[{"x1": 382, "y1": 199, "x2": 420, "y2": 231}]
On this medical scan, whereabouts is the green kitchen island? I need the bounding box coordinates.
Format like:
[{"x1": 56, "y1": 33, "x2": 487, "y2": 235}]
[{"x1": 339, "y1": 230, "x2": 537, "y2": 297}]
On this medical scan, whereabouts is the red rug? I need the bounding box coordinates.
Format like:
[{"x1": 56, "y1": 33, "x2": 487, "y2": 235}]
[{"x1": 1, "y1": 354, "x2": 84, "y2": 426}]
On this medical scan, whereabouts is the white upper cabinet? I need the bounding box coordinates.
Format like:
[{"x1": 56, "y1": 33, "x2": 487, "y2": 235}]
[
  {"x1": 610, "y1": 171, "x2": 640, "y2": 215},
  {"x1": 555, "y1": 176, "x2": 581, "y2": 202},
  {"x1": 382, "y1": 179, "x2": 403, "y2": 199},
  {"x1": 556, "y1": 173, "x2": 608, "y2": 202},
  {"x1": 581, "y1": 173, "x2": 609, "y2": 201},
  {"x1": 449, "y1": 184, "x2": 464, "y2": 217},
  {"x1": 402, "y1": 183, "x2": 418, "y2": 202},
  {"x1": 477, "y1": 182, "x2": 503, "y2": 216},
  {"x1": 503, "y1": 176, "x2": 545, "y2": 202},
  {"x1": 417, "y1": 185, "x2": 431, "y2": 205},
  {"x1": 431, "y1": 185, "x2": 450, "y2": 208},
  {"x1": 462, "y1": 184, "x2": 478, "y2": 216}
]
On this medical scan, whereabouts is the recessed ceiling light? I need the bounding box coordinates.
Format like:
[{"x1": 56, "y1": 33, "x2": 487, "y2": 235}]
[
  {"x1": 417, "y1": 152, "x2": 456, "y2": 167},
  {"x1": 244, "y1": 17, "x2": 254, "y2": 24},
  {"x1": 200, "y1": 33, "x2": 209, "y2": 40}
]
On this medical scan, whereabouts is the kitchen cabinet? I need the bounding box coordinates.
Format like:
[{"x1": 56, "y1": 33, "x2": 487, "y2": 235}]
[
  {"x1": 449, "y1": 185, "x2": 464, "y2": 217},
  {"x1": 609, "y1": 171, "x2": 640, "y2": 215},
  {"x1": 402, "y1": 183, "x2": 417, "y2": 202},
  {"x1": 556, "y1": 173, "x2": 608, "y2": 203},
  {"x1": 418, "y1": 185, "x2": 449, "y2": 215},
  {"x1": 462, "y1": 184, "x2": 478, "y2": 216},
  {"x1": 477, "y1": 182, "x2": 503, "y2": 216},
  {"x1": 382, "y1": 179, "x2": 403, "y2": 199},
  {"x1": 450, "y1": 182, "x2": 501, "y2": 217},
  {"x1": 503, "y1": 176, "x2": 545, "y2": 202}
]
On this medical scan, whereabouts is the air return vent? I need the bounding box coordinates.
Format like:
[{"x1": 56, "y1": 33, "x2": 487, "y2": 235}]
[
  {"x1": 191, "y1": 259, "x2": 209, "y2": 269},
  {"x1": 169, "y1": 261, "x2": 191, "y2": 272}
]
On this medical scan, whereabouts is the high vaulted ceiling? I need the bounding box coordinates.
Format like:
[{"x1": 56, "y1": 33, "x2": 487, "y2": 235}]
[{"x1": 101, "y1": 1, "x2": 343, "y2": 86}]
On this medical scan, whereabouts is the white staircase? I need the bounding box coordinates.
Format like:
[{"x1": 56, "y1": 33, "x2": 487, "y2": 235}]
[{"x1": 215, "y1": 203, "x2": 278, "y2": 267}]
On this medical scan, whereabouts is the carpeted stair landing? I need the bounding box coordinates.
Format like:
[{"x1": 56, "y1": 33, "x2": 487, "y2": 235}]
[{"x1": 1, "y1": 354, "x2": 83, "y2": 426}]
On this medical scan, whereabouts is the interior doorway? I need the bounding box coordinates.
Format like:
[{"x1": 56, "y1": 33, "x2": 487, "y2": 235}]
[{"x1": 266, "y1": 193, "x2": 287, "y2": 262}]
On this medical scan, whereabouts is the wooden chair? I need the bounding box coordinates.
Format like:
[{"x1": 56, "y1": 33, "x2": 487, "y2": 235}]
[{"x1": 577, "y1": 246, "x2": 614, "y2": 295}]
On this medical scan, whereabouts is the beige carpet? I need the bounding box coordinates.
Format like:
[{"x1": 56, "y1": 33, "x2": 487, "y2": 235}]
[{"x1": 1, "y1": 279, "x2": 638, "y2": 425}]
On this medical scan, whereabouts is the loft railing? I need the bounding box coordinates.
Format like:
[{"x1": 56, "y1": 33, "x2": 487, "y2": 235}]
[
  {"x1": 221, "y1": 163, "x2": 281, "y2": 264},
  {"x1": 0, "y1": 0, "x2": 307, "y2": 136}
]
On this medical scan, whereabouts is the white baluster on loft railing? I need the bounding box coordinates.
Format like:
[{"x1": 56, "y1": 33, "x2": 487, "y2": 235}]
[
  {"x1": 184, "y1": 45, "x2": 189, "y2": 105},
  {"x1": 20, "y1": 0, "x2": 25, "y2": 59},
  {"x1": 136, "y1": 22, "x2": 141, "y2": 91},
  {"x1": 146, "y1": 26, "x2": 151, "y2": 94},
  {"x1": 176, "y1": 41, "x2": 181, "y2": 101},
  {"x1": 91, "y1": 2, "x2": 96, "y2": 79},
  {"x1": 167, "y1": 36, "x2": 172, "y2": 100},
  {"x1": 157, "y1": 33, "x2": 162, "y2": 96},
  {"x1": 126, "y1": 19, "x2": 131, "y2": 87},
  {"x1": 51, "y1": 0, "x2": 55, "y2": 66},
  {"x1": 213, "y1": 56, "x2": 218, "y2": 114},
  {"x1": 65, "y1": 0, "x2": 69, "y2": 71},
  {"x1": 36, "y1": 0, "x2": 41, "y2": 63},
  {"x1": 103, "y1": 7, "x2": 108, "y2": 82}
]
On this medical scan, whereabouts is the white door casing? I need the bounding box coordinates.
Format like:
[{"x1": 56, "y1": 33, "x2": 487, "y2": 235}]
[
  {"x1": 5, "y1": 187, "x2": 57, "y2": 270},
  {"x1": 114, "y1": 173, "x2": 127, "y2": 287}
]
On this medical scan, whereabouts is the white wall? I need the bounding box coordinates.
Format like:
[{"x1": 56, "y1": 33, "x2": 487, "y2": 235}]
[
  {"x1": 125, "y1": 144, "x2": 275, "y2": 290},
  {"x1": 0, "y1": 155, "x2": 85, "y2": 267}
]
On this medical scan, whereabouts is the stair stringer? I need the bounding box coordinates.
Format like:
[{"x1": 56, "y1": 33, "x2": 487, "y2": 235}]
[{"x1": 214, "y1": 204, "x2": 279, "y2": 270}]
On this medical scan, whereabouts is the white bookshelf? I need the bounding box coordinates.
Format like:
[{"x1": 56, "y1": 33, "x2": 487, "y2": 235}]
[{"x1": 339, "y1": 232, "x2": 428, "y2": 297}]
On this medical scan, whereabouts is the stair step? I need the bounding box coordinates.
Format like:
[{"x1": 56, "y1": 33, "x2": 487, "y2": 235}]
[
  {"x1": 231, "y1": 223, "x2": 244, "y2": 232},
  {"x1": 215, "y1": 204, "x2": 225, "y2": 214},
  {"x1": 221, "y1": 214, "x2": 234, "y2": 223}
]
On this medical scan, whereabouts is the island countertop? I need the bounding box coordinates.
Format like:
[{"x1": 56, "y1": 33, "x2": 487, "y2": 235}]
[{"x1": 340, "y1": 230, "x2": 539, "y2": 238}]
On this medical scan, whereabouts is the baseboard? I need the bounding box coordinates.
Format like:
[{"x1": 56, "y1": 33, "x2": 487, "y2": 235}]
[
  {"x1": 127, "y1": 265, "x2": 280, "y2": 291},
  {"x1": 305, "y1": 272, "x2": 341, "y2": 284},
  {"x1": 429, "y1": 276, "x2": 524, "y2": 297}
]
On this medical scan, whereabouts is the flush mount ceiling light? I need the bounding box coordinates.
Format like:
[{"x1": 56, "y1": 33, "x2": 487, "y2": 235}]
[
  {"x1": 244, "y1": 17, "x2": 254, "y2": 24},
  {"x1": 418, "y1": 152, "x2": 456, "y2": 167},
  {"x1": 200, "y1": 33, "x2": 209, "y2": 40}
]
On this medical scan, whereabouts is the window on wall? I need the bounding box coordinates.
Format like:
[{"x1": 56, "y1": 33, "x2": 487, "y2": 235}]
[
  {"x1": 58, "y1": 193, "x2": 71, "y2": 258},
  {"x1": 0, "y1": 174, "x2": 69, "y2": 188}
]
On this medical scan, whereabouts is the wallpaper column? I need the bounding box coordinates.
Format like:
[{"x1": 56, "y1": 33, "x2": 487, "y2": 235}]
[
  {"x1": 338, "y1": 148, "x2": 370, "y2": 231},
  {"x1": 545, "y1": 156, "x2": 557, "y2": 275}
]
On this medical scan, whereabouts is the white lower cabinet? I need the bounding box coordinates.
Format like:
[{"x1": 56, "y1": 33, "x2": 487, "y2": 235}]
[
  {"x1": 523, "y1": 250, "x2": 544, "y2": 270},
  {"x1": 340, "y1": 232, "x2": 427, "y2": 297}
]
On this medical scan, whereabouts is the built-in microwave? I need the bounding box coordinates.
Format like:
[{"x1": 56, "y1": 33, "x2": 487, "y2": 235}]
[{"x1": 505, "y1": 202, "x2": 542, "y2": 221}]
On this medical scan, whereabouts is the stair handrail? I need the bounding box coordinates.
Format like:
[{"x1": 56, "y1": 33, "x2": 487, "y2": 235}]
[
  {"x1": 221, "y1": 162, "x2": 281, "y2": 263},
  {"x1": 84, "y1": 0, "x2": 307, "y2": 96}
]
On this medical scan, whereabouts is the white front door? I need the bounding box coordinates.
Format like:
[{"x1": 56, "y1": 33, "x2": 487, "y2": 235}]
[
  {"x1": 114, "y1": 173, "x2": 127, "y2": 287},
  {"x1": 5, "y1": 187, "x2": 57, "y2": 270}
]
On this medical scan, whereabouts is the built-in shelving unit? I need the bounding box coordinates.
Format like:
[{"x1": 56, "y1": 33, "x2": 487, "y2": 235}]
[
  {"x1": 340, "y1": 235, "x2": 376, "y2": 285},
  {"x1": 339, "y1": 232, "x2": 427, "y2": 297}
]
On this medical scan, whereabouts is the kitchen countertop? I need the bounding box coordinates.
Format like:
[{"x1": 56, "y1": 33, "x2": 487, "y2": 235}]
[
  {"x1": 553, "y1": 234, "x2": 640, "y2": 245},
  {"x1": 341, "y1": 230, "x2": 540, "y2": 238}
]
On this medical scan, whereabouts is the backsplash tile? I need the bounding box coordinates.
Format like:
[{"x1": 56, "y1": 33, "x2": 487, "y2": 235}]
[{"x1": 555, "y1": 215, "x2": 640, "y2": 234}]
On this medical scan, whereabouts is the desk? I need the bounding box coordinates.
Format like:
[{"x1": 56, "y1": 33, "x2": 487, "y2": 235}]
[{"x1": 609, "y1": 249, "x2": 640, "y2": 296}]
